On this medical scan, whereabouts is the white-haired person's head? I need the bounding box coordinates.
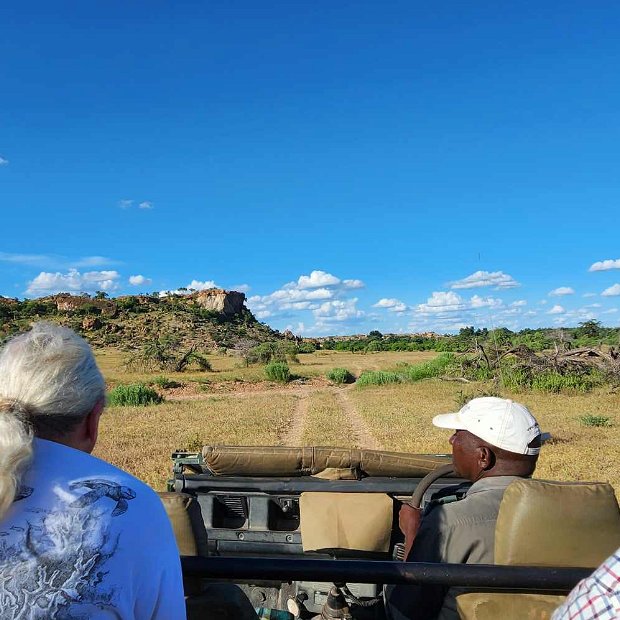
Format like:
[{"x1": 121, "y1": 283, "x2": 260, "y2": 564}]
[{"x1": 0, "y1": 322, "x2": 105, "y2": 519}]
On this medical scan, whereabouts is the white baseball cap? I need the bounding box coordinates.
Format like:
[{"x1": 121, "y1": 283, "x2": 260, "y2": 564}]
[{"x1": 432, "y1": 397, "x2": 541, "y2": 456}]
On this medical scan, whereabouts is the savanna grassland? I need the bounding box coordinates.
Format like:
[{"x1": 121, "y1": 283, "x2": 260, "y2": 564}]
[{"x1": 93, "y1": 349, "x2": 620, "y2": 494}]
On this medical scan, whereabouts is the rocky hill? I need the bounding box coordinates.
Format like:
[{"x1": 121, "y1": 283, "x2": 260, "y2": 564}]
[{"x1": 0, "y1": 289, "x2": 280, "y2": 352}]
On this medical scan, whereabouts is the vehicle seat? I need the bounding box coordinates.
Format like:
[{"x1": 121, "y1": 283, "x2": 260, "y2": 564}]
[
  {"x1": 158, "y1": 491, "x2": 259, "y2": 620},
  {"x1": 456, "y1": 479, "x2": 620, "y2": 620}
]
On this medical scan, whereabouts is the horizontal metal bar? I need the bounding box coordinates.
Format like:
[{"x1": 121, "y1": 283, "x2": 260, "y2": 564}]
[
  {"x1": 181, "y1": 556, "x2": 592, "y2": 591},
  {"x1": 178, "y1": 475, "x2": 462, "y2": 494}
]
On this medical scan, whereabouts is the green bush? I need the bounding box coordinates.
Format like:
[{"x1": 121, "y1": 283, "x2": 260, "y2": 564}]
[
  {"x1": 326, "y1": 367, "x2": 355, "y2": 384},
  {"x1": 297, "y1": 342, "x2": 317, "y2": 353},
  {"x1": 578, "y1": 414, "x2": 612, "y2": 428},
  {"x1": 400, "y1": 353, "x2": 455, "y2": 382},
  {"x1": 531, "y1": 371, "x2": 600, "y2": 394},
  {"x1": 357, "y1": 370, "x2": 401, "y2": 387},
  {"x1": 108, "y1": 384, "x2": 163, "y2": 406},
  {"x1": 249, "y1": 341, "x2": 298, "y2": 364},
  {"x1": 151, "y1": 376, "x2": 183, "y2": 389},
  {"x1": 191, "y1": 353, "x2": 212, "y2": 371},
  {"x1": 265, "y1": 361, "x2": 291, "y2": 383}
]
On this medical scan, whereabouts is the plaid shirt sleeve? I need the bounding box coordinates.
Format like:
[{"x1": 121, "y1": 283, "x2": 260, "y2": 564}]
[{"x1": 552, "y1": 549, "x2": 620, "y2": 620}]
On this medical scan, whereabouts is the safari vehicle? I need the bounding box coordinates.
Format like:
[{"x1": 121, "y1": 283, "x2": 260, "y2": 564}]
[{"x1": 160, "y1": 445, "x2": 620, "y2": 619}]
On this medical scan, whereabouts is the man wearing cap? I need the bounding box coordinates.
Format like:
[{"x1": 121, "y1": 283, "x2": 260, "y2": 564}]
[{"x1": 385, "y1": 397, "x2": 542, "y2": 620}]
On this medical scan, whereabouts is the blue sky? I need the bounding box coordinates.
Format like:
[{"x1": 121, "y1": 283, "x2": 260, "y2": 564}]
[{"x1": 1, "y1": 1, "x2": 619, "y2": 335}]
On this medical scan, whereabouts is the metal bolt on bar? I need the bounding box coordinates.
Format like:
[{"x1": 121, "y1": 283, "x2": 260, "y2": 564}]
[{"x1": 181, "y1": 556, "x2": 592, "y2": 592}]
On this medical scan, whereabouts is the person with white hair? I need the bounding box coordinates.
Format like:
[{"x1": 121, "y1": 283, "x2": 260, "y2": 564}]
[{"x1": 0, "y1": 322, "x2": 186, "y2": 619}]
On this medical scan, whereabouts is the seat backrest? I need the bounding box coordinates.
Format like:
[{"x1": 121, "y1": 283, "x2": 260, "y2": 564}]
[
  {"x1": 495, "y1": 479, "x2": 620, "y2": 567},
  {"x1": 456, "y1": 479, "x2": 620, "y2": 620},
  {"x1": 158, "y1": 491, "x2": 209, "y2": 557}
]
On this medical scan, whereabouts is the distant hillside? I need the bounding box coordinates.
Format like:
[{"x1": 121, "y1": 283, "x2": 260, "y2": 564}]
[{"x1": 0, "y1": 289, "x2": 281, "y2": 351}]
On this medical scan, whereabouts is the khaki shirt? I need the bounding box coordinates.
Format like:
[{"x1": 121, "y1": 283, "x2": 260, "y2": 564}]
[{"x1": 385, "y1": 475, "x2": 522, "y2": 620}]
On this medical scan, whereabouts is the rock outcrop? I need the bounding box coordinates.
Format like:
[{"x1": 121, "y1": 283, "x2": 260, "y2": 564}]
[
  {"x1": 193, "y1": 289, "x2": 246, "y2": 316},
  {"x1": 51, "y1": 294, "x2": 118, "y2": 317}
]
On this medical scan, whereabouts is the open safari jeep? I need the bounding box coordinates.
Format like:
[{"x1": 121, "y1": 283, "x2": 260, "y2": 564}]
[{"x1": 160, "y1": 445, "x2": 620, "y2": 619}]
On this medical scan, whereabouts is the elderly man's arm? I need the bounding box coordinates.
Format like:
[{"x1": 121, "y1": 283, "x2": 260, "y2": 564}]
[
  {"x1": 399, "y1": 503, "x2": 423, "y2": 559},
  {"x1": 385, "y1": 508, "x2": 450, "y2": 620}
]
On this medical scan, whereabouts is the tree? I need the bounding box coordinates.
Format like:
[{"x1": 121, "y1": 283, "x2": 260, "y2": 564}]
[
  {"x1": 94, "y1": 291, "x2": 109, "y2": 299},
  {"x1": 578, "y1": 320, "x2": 602, "y2": 339}
]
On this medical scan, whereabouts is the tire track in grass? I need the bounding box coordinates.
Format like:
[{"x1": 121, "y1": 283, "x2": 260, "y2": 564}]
[
  {"x1": 335, "y1": 388, "x2": 383, "y2": 450},
  {"x1": 281, "y1": 394, "x2": 310, "y2": 446}
]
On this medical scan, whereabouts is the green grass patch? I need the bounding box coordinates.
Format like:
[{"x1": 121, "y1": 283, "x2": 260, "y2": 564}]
[
  {"x1": 356, "y1": 370, "x2": 402, "y2": 386},
  {"x1": 108, "y1": 383, "x2": 164, "y2": 406},
  {"x1": 326, "y1": 367, "x2": 355, "y2": 384},
  {"x1": 265, "y1": 361, "x2": 291, "y2": 383},
  {"x1": 357, "y1": 353, "x2": 455, "y2": 387},
  {"x1": 531, "y1": 371, "x2": 601, "y2": 394},
  {"x1": 150, "y1": 375, "x2": 183, "y2": 389},
  {"x1": 399, "y1": 353, "x2": 456, "y2": 382},
  {"x1": 578, "y1": 414, "x2": 612, "y2": 428}
]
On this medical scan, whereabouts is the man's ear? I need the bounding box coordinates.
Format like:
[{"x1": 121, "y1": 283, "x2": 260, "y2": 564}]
[
  {"x1": 478, "y1": 446, "x2": 495, "y2": 471},
  {"x1": 83, "y1": 397, "x2": 105, "y2": 454}
]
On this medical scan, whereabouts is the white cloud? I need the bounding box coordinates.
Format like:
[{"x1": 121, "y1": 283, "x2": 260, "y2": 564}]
[
  {"x1": 256, "y1": 310, "x2": 272, "y2": 319},
  {"x1": 231, "y1": 284, "x2": 251, "y2": 293},
  {"x1": 373, "y1": 298, "x2": 408, "y2": 313},
  {"x1": 129, "y1": 274, "x2": 152, "y2": 286},
  {"x1": 187, "y1": 279, "x2": 218, "y2": 291},
  {"x1": 73, "y1": 256, "x2": 118, "y2": 267},
  {"x1": 26, "y1": 269, "x2": 121, "y2": 295},
  {"x1": 548, "y1": 305, "x2": 565, "y2": 315},
  {"x1": 582, "y1": 292, "x2": 597, "y2": 298},
  {"x1": 602, "y1": 283, "x2": 620, "y2": 297},
  {"x1": 313, "y1": 298, "x2": 364, "y2": 322},
  {"x1": 118, "y1": 199, "x2": 154, "y2": 210},
  {"x1": 511, "y1": 300, "x2": 527, "y2": 307},
  {"x1": 417, "y1": 291, "x2": 465, "y2": 314},
  {"x1": 549, "y1": 287, "x2": 575, "y2": 296},
  {"x1": 602, "y1": 308, "x2": 618, "y2": 314},
  {"x1": 247, "y1": 270, "x2": 364, "y2": 325},
  {"x1": 450, "y1": 270, "x2": 519, "y2": 290},
  {"x1": 589, "y1": 259, "x2": 620, "y2": 272},
  {"x1": 297, "y1": 270, "x2": 341, "y2": 289},
  {"x1": 470, "y1": 295, "x2": 503, "y2": 309},
  {"x1": 0, "y1": 156, "x2": 9, "y2": 166},
  {"x1": 0, "y1": 252, "x2": 118, "y2": 269},
  {"x1": 343, "y1": 279, "x2": 365, "y2": 289}
]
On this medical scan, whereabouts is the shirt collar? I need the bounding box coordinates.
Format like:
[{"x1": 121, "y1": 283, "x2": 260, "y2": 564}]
[{"x1": 465, "y1": 475, "x2": 524, "y2": 496}]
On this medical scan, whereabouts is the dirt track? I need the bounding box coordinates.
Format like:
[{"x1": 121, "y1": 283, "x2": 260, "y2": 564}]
[{"x1": 167, "y1": 382, "x2": 382, "y2": 450}]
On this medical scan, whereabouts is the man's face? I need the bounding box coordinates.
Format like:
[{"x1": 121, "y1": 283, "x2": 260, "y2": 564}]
[{"x1": 449, "y1": 430, "x2": 482, "y2": 480}]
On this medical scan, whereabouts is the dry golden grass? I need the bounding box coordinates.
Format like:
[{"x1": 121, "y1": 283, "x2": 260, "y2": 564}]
[
  {"x1": 349, "y1": 381, "x2": 620, "y2": 494},
  {"x1": 95, "y1": 348, "x2": 437, "y2": 386},
  {"x1": 296, "y1": 349, "x2": 436, "y2": 378},
  {"x1": 300, "y1": 390, "x2": 358, "y2": 447},
  {"x1": 94, "y1": 348, "x2": 620, "y2": 495},
  {"x1": 93, "y1": 394, "x2": 297, "y2": 490}
]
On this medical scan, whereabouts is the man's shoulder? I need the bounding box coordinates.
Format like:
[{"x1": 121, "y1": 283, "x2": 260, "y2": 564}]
[{"x1": 428, "y1": 476, "x2": 521, "y2": 528}]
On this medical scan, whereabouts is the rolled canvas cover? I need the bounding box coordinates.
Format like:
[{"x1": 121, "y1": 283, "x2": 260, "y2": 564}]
[
  {"x1": 299, "y1": 492, "x2": 393, "y2": 552},
  {"x1": 202, "y1": 445, "x2": 453, "y2": 478}
]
